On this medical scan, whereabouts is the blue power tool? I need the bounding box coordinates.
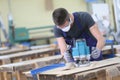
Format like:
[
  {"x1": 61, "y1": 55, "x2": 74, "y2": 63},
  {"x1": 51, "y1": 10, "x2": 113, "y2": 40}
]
[{"x1": 72, "y1": 39, "x2": 90, "y2": 67}]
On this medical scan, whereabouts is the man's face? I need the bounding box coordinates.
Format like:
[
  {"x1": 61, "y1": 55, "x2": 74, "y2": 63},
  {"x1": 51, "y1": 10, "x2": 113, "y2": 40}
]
[{"x1": 57, "y1": 17, "x2": 72, "y2": 32}]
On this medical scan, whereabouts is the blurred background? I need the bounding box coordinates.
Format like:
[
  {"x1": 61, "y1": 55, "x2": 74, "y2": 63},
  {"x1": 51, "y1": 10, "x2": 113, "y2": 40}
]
[{"x1": 0, "y1": 0, "x2": 120, "y2": 46}]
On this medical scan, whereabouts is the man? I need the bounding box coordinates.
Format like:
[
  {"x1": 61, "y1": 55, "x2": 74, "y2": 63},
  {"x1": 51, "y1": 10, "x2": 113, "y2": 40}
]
[{"x1": 52, "y1": 8, "x2": 105, "y2": 68}]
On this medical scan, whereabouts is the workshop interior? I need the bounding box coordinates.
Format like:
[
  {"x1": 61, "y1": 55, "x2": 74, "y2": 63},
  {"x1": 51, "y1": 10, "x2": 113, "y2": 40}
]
[{"x1": 0, "y1": 0, "x2": 120, "y2": 80}]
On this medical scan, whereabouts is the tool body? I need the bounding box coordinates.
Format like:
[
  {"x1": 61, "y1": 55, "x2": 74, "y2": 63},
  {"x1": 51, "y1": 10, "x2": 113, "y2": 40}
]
[{"x1": 72, "y1": 39, "x2": 90, "y2": 67}]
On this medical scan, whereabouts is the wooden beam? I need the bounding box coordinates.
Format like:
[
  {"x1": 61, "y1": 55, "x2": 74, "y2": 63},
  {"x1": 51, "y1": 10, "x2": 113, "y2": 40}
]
[
  {"x1": 0, "y1": 55, "x2": 62, "y2": 72},
  {"x1": 0, "y1": 55, "x2": 62, "y2": 80},
  {"x1": 0, "y1": 47, "x2": 29, "y2": 55}
]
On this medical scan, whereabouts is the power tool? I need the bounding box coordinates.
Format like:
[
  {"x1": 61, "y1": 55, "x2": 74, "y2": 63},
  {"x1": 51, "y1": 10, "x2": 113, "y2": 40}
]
[{"x1": 72, "y1": 39, "x2": 90, "y2": 67}]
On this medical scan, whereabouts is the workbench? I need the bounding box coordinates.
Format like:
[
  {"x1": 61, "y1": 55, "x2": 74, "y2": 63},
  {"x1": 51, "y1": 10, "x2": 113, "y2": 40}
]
[
  {"x1": 22, "y1": 57, "x2": 120, "y2": 80},
  {"x1": 37, "y1": 57, "x2": 120, "y2": 80},
  {"x1": 21, "y1": 44, "x2": 120, "y2": 80},
  {"x1": 0, "y1": 45, "x2": 59, "y2": 80},
  {"x1": 0, "y1": 44, "x2": 55, "y2": 55},
  {"x1": 0, "y1": 44, "x2": 120, "y2": 80},
  {"x1": 0, "y1": 47, "x2": 58, "y2": 65},
  {"x1": 0, "y1": 55, "x2": 63, "y2": 80}
]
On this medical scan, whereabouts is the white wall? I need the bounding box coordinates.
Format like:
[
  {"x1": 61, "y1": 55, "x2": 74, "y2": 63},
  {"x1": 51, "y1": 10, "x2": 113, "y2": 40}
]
[{"x1": 0, "y1": 0, "x2": 87, "y2": 41}]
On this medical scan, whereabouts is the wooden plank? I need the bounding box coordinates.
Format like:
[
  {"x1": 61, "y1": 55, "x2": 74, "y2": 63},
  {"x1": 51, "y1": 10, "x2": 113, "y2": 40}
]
[
  {"x1": 1, "y1": 58, "x2": 12, "y2": 80},
  {"x1": 38, "y1": 64, "x2": 120, "y2": 80},
  {"x1": 30, "y1": 44, "x2": 52, "y2": 50},
  {"x1": 0, "y1": 44, "x2": 59, "y2": 68},
  {"x1": 0, "y1": 72, "x2": 4, "y2": 80},
  {"x1": 102, "y1": 45, "x2": 120, "y2": 51},
  {"x1": 40, "y1": 57, "x2": 120, "y2": 76},
  {"x1": 0, "y1": 47, "x2": 9, "y2": 51},
  {"x1": 2, "y1": 59, "x2": 11, "y2": 64},
  {"x1": 38, "y1": 69, "x2": 106, "y2": 80},
  {"x1": 0, "y1": 46, "x2": 59, "y2": 80},
  {"x1": 102, "y1": 45, "x2": 120, "y2": 55},
  {"x1": 0, "y1": 47, "x2": 29, "y2": 55},
  {"x1": 25, "y1": 63, "x2": 120, "y2": 80},
  {"x1": 15, "y1": 71, "x2": 28, "y2": 80},
  {"x1": 0, "y1": 55, "x2": 62, "y2": 72},
  {"x1": 0, "y1": 44, "x2": 57, "y2": 55},
  {"x1": 74, "y1": 68, "x2": 106, "y2": 80},
  {"x1": 3, "y1": 72, "x2": 8, "y2": 80},
  {"x1": 0, "y1": 55, "x2": 62, "y2": 80},
  {"x1": 23, "y1": 57, "x2": 120, "y2": 80},
  {"x1": 26, "y1": 65, "x2": 119, "y2": 80},
  {"x1": 0, "y1": 47, "x2": 58, "y2": 61},
  {"x1": 106, "y1": 66, "x2": 120, "y2": 80}
]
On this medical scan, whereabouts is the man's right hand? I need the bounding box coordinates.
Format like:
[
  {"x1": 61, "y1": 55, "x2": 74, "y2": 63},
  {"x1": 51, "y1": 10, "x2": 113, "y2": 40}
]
[
  {"x1": 63, "y1": 51, "x2": 74, "y2": 63},
  {"x1": 63, "y1": 51, "x2": 76, "y2": 69}
]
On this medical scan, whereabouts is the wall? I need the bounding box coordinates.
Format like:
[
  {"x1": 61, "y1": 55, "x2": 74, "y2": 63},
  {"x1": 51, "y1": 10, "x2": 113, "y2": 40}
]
[
  {"x1": 0, "y1": 0, "x2": 9, "y2": 42},
  {"x1": 0, "y1": 0, "x2": 87, "y2": 42},
  {"x1": 105, "y1": 0, "x2": 115, "y2": 30}
]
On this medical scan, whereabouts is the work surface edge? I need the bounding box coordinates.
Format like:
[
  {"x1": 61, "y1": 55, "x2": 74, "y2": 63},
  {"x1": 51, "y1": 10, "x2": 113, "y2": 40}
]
[{"x1": 40, "y1": 57, "x2": 120, "y2": 77}]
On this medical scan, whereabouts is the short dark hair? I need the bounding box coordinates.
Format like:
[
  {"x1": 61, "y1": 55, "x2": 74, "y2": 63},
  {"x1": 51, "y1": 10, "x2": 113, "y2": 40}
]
[{"x1": 52, "y1": 8, "x2": 69, "y2": 26}]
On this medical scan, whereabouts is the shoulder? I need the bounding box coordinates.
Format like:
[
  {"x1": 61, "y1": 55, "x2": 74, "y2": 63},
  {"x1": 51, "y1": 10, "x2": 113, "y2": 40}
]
[
  {"x1": 77, "y1": 12, "x2": 91, "y2": 17},
  {"x1": 73, "y1": 12, "x2": 91, "y2": 20},
  {"x1": 53, "y1": 26, "x2": 61, "y2": 31},
  {"x1": 53, "y1": 26, "x2": 63, "y2": 34},
  {"x1": 53, "y1": 26, "x2": 64, "y2": 38},
  {"x1": 73, "y1": 12, "x2": 95, "y2": 28}
]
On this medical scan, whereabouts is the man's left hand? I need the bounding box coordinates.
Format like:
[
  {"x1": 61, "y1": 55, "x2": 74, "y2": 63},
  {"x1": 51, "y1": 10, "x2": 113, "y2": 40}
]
[{"x1": 91, "y1": 47, "x2": 102, "y2": 60}]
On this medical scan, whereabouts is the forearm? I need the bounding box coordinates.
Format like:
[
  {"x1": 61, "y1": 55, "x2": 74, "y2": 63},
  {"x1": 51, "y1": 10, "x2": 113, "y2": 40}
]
[
  {"x1": 96, "y1": 37, "x2": 105, "y2": 50},
  {"x1": 57, "y1": 37, "x2": 67, "y2": 55},
  {"x1": 90, "y1": 24, "x2": 105, "y2": 50},
  {"x1": 56, "y1": 37, "x2": 75, "y2": 63}
]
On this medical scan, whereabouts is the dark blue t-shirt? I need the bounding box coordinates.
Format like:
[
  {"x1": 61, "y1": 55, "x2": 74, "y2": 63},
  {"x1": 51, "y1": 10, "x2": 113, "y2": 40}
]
[{"x1": 53, "y1": 12, "x2": 96, "y2": 47}]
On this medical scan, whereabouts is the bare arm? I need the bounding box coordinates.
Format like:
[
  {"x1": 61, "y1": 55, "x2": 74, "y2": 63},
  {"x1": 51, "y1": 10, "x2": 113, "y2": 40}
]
[
  {"x1": 56, "y1": 37, "x2": 67, "y2": 55},
  {"x1": 90, "y1": 23, "x2": 105, "y2": 50}
]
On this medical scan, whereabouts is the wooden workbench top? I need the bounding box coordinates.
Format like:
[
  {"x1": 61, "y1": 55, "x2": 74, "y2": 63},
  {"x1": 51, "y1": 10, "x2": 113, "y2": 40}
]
[
  {"x1": 40, "y1": 57, "x2": 120, "y2": 77},
  {"x1": 0, "y1": 47, "x2": 58, "y2": 60},
  {"x1": 0, "y1": 55, "x2": 62, "y2": 72}
]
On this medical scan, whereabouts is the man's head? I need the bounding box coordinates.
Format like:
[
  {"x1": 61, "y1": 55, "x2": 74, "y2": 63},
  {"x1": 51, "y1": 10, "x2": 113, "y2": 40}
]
[
  {"x1": 52, "y1": 8, "x2": 69, "y2": 25},
  {"x1": 52, "y1": 8, "x2": 72, "y2": 32}
]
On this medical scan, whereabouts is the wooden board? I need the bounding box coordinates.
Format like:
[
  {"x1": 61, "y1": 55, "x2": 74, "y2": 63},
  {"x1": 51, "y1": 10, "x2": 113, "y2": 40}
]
[
  {"x1": 0, "y1": 55, "x2": 62, "y2": 72},
  {"x1": 40, "y1": 57, "x2": 120, "y2": 76},
  {"x1": 0, "y1": 55, "x2": 62, "y2": 80},
  {"x1": 23, "y1": 57, "x2": 120, "y2": 80},
  {"x1": 106, "y1": 65, "x2": 120, "y2": 80},
  {"x1": 39, "y1": 68, "x2": 107, "y2": 80},
  {"x1": 0, "y1": 44, "x2": 57, "y2": 55},
  {"x1": 24, "y1": 64, "x2": 120, "y2": 80},
  {"x1": 0, "y1": 47, "x2": 29, "y2": 55},
  {"x1": 37, "y1": 58, "x2": 120, "y2": 80},
  {"x1": 102, "y1": 45, "x2": 120, "y2": 51},
  {"x1": 0, "y1": 47, "x2": 58, "y2": 60}
]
